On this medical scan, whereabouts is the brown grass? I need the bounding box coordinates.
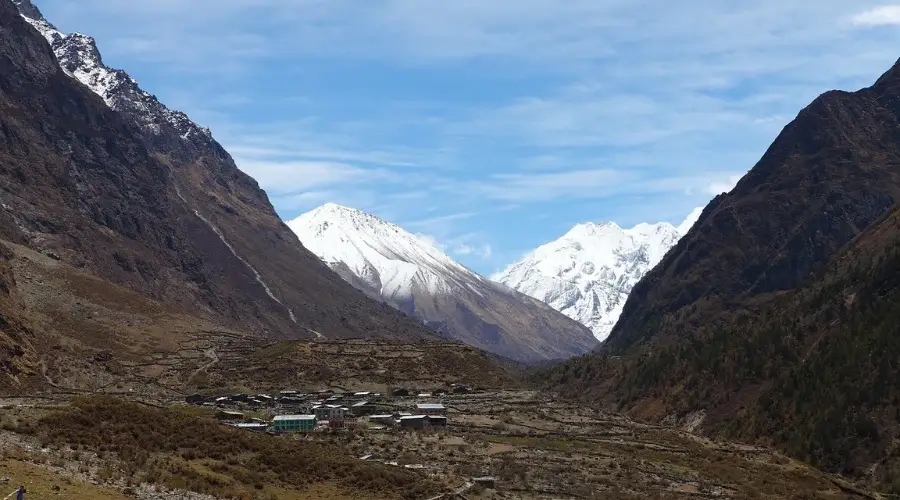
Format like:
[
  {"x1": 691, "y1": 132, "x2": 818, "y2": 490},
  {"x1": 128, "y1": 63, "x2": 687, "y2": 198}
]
[
  {"x1": 22, "y1": 396, "x2": 441, "y2": 499},
  {"x1": 0, "y1": 456, "x2": 128, "y2": 499}
]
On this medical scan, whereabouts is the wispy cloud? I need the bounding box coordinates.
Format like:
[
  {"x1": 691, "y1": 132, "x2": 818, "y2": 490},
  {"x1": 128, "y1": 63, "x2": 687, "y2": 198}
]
[
  {"x1": 235, "y1": 159, "x2": 388, "y2": 193},
  {"x1": 851, "y1": 5, "x2": 900, "y2": 27},
  {"x1": 454, "y1": 243, "x2": 493, "y2": 260},
  {"x1": 405, "y1": 212, "x2": 478, "y2": 229},
  {"x1": 34, "y1": 0, "x2": 900, "y2": 273}
]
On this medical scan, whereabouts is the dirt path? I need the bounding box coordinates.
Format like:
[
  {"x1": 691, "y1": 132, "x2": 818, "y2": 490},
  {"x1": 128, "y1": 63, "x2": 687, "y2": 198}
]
[{"x1": 187, "y1": 348, "x2": 219, "y2": 385}]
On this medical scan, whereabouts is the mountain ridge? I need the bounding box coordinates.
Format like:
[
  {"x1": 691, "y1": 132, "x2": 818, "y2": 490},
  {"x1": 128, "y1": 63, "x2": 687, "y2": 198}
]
[
  {"x1": 3, "y1": 0, "x2": 450, "y2": 354},
  {"x1": 540, "y1": 55, "x2": 900, "y2": 490},
  {"x1": 289, "y1": 203, "x2": 599, "y2": 362},
  {"x1": 494, "y1": 209, "x2": 701, "y2": 340}
]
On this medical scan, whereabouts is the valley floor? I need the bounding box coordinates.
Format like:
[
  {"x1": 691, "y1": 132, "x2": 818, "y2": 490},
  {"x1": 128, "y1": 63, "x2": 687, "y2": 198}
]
[{"x1": 0, "y1": 391, "x2": 875, "y2": 499}]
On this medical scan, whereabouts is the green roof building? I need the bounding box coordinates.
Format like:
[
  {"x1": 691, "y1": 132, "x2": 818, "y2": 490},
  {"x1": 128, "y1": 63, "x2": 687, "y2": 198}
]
[{"x1": 272, "y1": 414, "x2": 317, "y2": 432}]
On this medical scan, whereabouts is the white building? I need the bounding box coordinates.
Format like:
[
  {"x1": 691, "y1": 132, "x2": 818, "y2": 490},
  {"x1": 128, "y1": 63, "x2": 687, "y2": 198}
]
[
  {"x1": 313, "y1": 404, "x2": 347, "y2": 422},
  {"x1": 415, "y1": 403, "x2": 446, "y2": 416}
]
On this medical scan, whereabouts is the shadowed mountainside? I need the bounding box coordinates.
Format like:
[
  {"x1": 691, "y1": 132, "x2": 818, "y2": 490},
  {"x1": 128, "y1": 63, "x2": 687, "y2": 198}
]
[
  {"x1": 0, "y1": 0, "x2": 444, "y2": 350},
  {"x1": 541, "y1": 57, "x2": 900, "y2": 491}
]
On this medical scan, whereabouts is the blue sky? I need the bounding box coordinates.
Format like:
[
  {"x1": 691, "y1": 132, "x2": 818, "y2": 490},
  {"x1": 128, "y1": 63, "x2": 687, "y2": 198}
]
[{"x1": 34, "y1": 0, "x2": 900, "y2": 275}]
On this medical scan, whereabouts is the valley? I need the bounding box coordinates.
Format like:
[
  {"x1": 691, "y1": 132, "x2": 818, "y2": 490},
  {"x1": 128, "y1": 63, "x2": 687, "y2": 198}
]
[
  {"x1": 0, "y1": 389, "x2": 876, "y2": 500},
  {"x1": 2, "y1": 0, "x2": 900, "y2": 497}
]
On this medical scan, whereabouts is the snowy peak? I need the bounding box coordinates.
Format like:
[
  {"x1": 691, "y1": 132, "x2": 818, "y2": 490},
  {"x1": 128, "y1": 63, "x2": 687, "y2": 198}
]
[
  {"x1": 302, "y1": 203, "x2": 410, "y2": 239},
  {"x1": 12, "y1": 0, "x2": 43, "y2": 22},
  {"x1": 493, "y1": 208, "x2": 703, "y2": 342},
  {"x1": 15, "y1": 0, "x2": 212, "y2": 142},
  {"x1": 289, "y1": 203, "x2": 478, "y2": 299},
  {"x1": 678, "y1": 206, "x2": 704, "y2": 235},
  {"x1": 289, "y1": 204, "x2": 598, "y2": 362}
]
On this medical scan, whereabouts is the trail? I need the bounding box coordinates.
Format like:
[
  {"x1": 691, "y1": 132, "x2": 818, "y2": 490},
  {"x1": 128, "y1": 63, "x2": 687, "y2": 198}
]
[
  {"x1": 188, "y1": 348, "x2": 219, "y2": 384},
  {"x1": 171, "y1": 179, "x2": 296, "y2": 324}
]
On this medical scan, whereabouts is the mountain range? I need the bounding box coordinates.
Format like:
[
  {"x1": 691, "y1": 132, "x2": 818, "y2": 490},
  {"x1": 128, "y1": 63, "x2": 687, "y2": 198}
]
[
  {"x1": 0, "y1": 0, "x2": 467, "y2": 390},
  {"x1": 541, "y1": 56, "x2": 900, "y2": 490},
  {"x1": 5, "y1": 0, "x2": 900, "y2": 493},
  {"x1": 494, "y1": 208, "x2": 702, "y2": 341},
  {"x1": 289, "y1": 203, "x2": 598, "y2": 362}
]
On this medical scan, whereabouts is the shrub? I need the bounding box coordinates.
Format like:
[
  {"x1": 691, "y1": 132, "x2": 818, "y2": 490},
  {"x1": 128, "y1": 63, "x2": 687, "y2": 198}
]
[{"x1": 36, "y1": 397, "x2": 439, "y2": 499}]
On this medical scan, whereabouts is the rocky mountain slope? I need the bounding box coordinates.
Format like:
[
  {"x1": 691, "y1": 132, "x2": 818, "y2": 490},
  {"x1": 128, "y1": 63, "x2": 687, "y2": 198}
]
[
  {"x1": 289, "y1": 203, "x2": 598, "y2": 362},
  {"x1": 493, "y1": 209, "x2": 702, "y2": 341},
  {"x1": 1, "y1": 0, "x2": 448, "y2": 358},
  {"x1": 541, "y1": 57, "x2": 900, "y2": 490}
]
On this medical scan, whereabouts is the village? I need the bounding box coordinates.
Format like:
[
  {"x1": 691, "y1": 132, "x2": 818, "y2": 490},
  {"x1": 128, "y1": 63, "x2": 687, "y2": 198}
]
[
  {"x1": 190, "y1": 385, "x2": 472, "y2": 434},
  {"x1": 179, "y1": 384, "x2": 510, "y2": 496},
  {"x1": 0, "y1": 386, "x2": 866, "y2": 499}
]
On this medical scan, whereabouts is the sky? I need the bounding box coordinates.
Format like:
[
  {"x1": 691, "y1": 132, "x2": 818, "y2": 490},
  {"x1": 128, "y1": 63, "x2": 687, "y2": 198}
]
[{"x1": 32, "y1": 0, "x2": 900, "y2": 275}]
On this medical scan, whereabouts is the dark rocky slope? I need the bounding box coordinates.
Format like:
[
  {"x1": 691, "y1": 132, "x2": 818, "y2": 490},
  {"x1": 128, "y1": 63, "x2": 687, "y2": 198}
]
[
  {"x1": 0, "y1": 0, "x2": 442, "y2": 349},
  {"x1": 542, "y1": 57, "x2": 900, "y2": 491}
]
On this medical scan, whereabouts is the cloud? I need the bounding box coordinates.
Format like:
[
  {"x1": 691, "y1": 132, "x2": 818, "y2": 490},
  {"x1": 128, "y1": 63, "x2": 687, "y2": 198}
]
[
  {"x1": 705, "y1": 174, "x2": 743, "y2": 195},
  {"x1": 453, "y1": 243, "x2": 493, "y2": 259},
  {"x1": 234, "y1": 159, "x2": 391, "y2": 194},
  {"x1": 43, "y1": 0, "x2": 887, "y2": 72},
  {"x1": 414, "y1": 233, "x2": 446, "y2": 251},
  {"x1": 35, "y1": 0, "x2": 900, "y2": 274},
  {"x1": 405, "y1": 212, "x2": 478, "y2": 230},
  {"x1": 469, "y1": 169, "x2": 629, "y2": 202},
  {"x1": 413, "y1": 231, "x2": 493, "y2": 261},
  {"x1": 851, "y1": 6, "x2": 900, "y2": 27}
]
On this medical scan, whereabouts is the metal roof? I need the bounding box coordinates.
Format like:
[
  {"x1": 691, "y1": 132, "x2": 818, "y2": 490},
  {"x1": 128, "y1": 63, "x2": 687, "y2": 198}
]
[
  {"x1": 399, "y1": 415, "x2": 428, "y2": 420},
  {"x1": 273, "y1": 414, "x2": 316, "y2": 421},
  {"x1": 415, "y1": 403, "x2": 445, "y2": 409},
  {"x1": 352, "y1": 400, "x2": 372, "y2": 407}
]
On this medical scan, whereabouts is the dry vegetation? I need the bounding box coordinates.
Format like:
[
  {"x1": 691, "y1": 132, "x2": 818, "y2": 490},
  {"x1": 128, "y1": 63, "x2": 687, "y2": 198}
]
[
  {"x1": 0, "y1": 391, "x2": 880, "y2": 499},
  {"x1": 331, "y1": 391, "x2": 873, "y2": 499},
  {"x1": 6, "y1": 397, "x2": 439, "y2": 500},
  {"x1": 0, "y1": 239, "x2": 516, "y2": 401},
  {"x1": 203, "y1": 340, "x2": 520, "y2": 393}
]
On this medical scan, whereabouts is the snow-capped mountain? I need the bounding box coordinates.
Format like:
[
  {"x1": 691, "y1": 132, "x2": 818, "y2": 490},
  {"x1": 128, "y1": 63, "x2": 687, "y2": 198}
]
[
  {"x1": 14, "y1": 0, "x2": 212, "y2": 144},
  {"x1": 493, "y1": 208, "x2": 703, "y2": 342},
  {"x1": 289, "y1": 203, "x2": 598, "y2": 362}
]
